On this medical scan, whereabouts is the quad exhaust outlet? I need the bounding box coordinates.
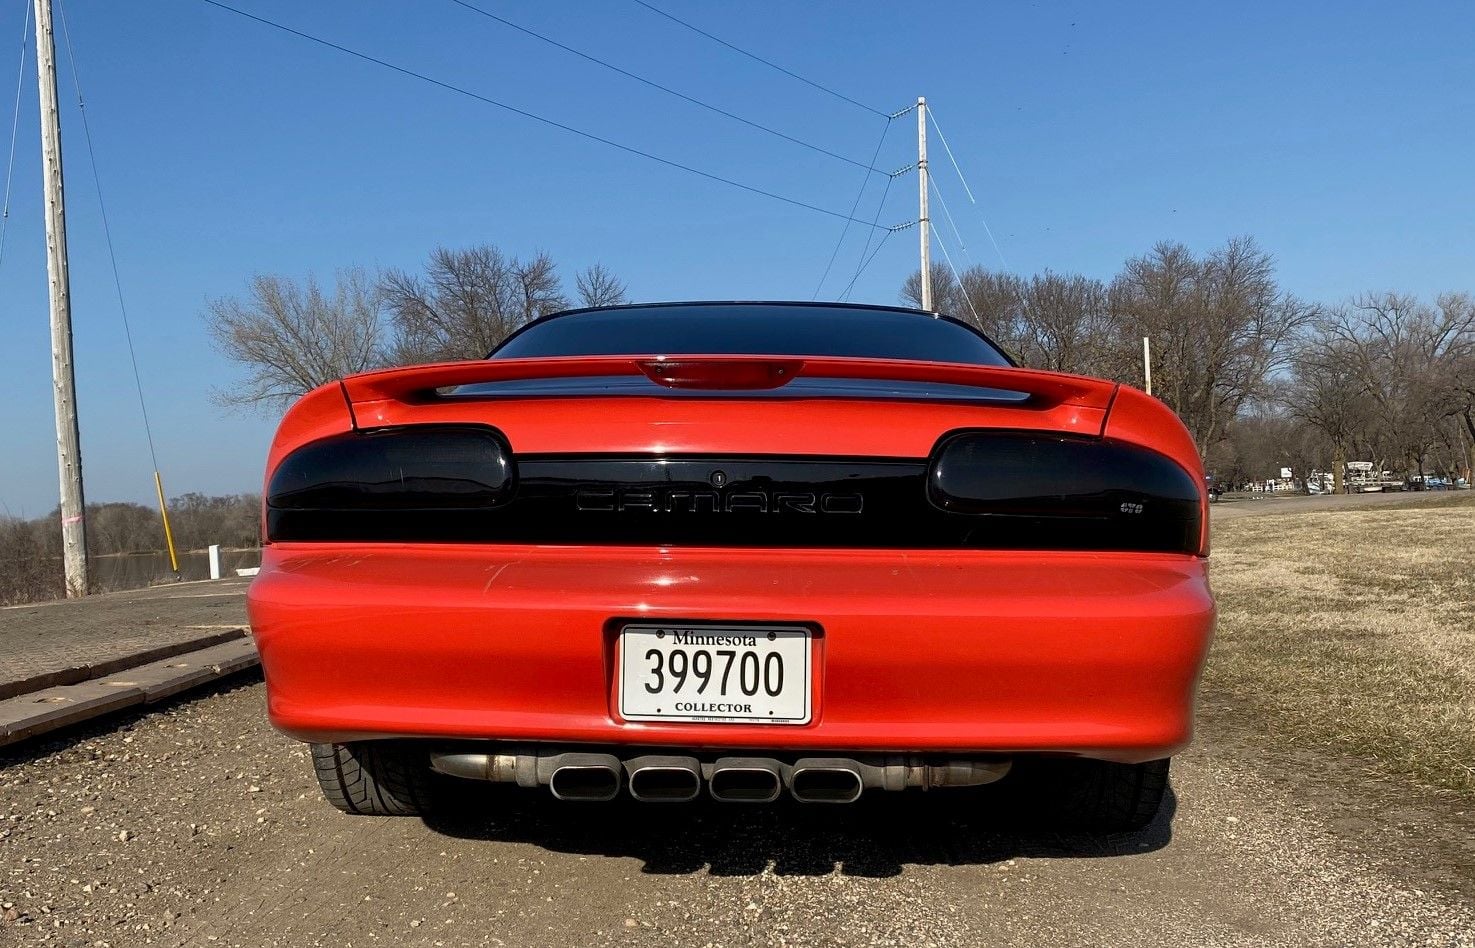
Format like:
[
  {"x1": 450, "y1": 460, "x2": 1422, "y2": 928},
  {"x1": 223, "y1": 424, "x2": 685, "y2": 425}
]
[
  {"x1": 789, "y1": 758, "x2": 865, "y2": 804},
  {"x1": 430, "y1": 749, "x2": 1010, "y2": 802},
  {"x1": 625, "y1": 756, "x2": 702, "y2": 802},
  {"x1": 547, "y1": 753, "x2": 622, "y2": 802},
  {"x1": 708, "y1": 758, "x2": 783, "y2": 803}
]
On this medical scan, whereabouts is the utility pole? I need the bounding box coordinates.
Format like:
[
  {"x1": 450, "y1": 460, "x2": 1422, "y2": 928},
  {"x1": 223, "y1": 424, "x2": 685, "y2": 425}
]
[
  {"x1": 1142, "y1": 336, "x2": 1153, "y2": 396},
  {"x1": 916, "y1": 96, "x2": 931, "y2": 311},
  {"x1": 35, "y1": 0, "x2": 88, "y2": 597}
]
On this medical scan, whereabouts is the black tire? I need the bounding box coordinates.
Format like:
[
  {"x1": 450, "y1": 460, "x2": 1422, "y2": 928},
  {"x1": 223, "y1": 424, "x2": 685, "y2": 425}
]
[
  {"x1": 1012, "y1": 756, "x2": 1170, "y2": 832},
  {"x1": 310, "y1": 741, "x2": 435, "y2": 816}
]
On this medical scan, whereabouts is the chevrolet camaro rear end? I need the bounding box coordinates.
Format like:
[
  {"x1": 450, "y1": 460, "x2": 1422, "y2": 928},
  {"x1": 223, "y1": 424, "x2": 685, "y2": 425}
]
[{"x1": 247, "y1": 302, "x2": 1214, "y2": 829}]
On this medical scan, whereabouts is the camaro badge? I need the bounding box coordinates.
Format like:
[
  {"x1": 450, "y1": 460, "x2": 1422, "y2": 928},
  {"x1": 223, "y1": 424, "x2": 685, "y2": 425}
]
[{"x1": 575, "y1": 488, "x2": 863, "y2": 514}]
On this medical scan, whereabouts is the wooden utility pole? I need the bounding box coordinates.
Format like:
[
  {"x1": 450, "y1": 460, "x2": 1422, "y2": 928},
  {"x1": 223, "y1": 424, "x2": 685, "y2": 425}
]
[
  {"x1": 916, "y1": 96, "x2": 931, "y2": 311},
  {"x1": 35, "y1": 0, "x2": 88, "y2": 597}
]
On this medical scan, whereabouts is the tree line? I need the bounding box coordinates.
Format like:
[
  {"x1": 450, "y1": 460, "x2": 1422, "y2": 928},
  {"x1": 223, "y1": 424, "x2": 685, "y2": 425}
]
[
  {"x1": 206, "y1": 246, "x2": 628, "y2": 409},
  {"x1": 206, "y1": 237, "x2": 1474, "y2": 487},
  {"x1": 903, "y1": 237, "x2": 1475, "y2": 489},
  {"x1": 0, "y1": 493, "x2": 260, "y2": 605}
]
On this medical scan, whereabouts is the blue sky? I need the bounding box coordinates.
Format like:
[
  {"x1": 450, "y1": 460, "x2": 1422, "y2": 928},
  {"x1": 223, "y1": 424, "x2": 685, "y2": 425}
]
[{"x1": 0, "y1": 0, "x2": 1471, "y2": 515}]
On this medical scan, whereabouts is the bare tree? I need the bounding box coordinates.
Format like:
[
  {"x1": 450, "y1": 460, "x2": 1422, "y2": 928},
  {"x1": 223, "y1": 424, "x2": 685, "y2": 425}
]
[
  {"x1": 0, "y1": 515, "x2": 63, "y2": 605},
  {"x1": 1221, "y1": 405, "x2": 1329, "y2": 491},
  {"x1": 1285, "y1": 336, "x2": 1367, "y2": 492},
  {"x1": 206, "y1": 246, "x2": 631, "y2": 411},
  {"x1": 575, "y1": 264, "x2": 630, "y2": 308},
  {"x1": 903, "y1": 264, "x2": 1027, "y2": 360},
  {"x1": 1316, "y1": 291, "x2": 1475, "y2": 478},
  {"x1": 1016, "y1": 271, "x2": 1114, "y2": 376},
  {"x1": 902, "y1": 263, "x2": 965, "y2": 315},
  {"x1": 894, "y1": 236, "x2": 1474, "y2": 485},
  {"x1": 87, "y1": 502, "x2": 161, "y2": 555},
  {"x1": 1110, "y1": 237, "x2": 1311, "y2": 458},
  {"x1": 205, "y1": 269, "x2": 384, "y2": 409},
  {"x1": 904, "y1": 265, "x2": 1131, "y2": 378},
  {"x1": 380, "y1": 246, "x2": 569, "y2": 364},
  {"x1": 1434, "y1": 293, "x2": 1475, "y2": 483},
  {"x1": 898, "y1": 262, "x2": 950, "y2": 315}
]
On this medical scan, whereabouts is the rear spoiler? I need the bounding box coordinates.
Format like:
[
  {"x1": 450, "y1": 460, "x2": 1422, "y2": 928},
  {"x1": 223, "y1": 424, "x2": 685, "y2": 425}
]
[{"x1": 341, "y1": 355, "x2": 1117, "y2": 413}]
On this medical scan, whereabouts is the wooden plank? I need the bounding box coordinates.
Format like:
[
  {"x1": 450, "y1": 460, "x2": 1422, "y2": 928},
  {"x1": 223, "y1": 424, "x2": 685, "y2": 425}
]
[
  {"x1": 0, "y1": 639, "x2": 259, "y2": 748},
  {"x1": 0, "y1": 681, "x2": 145, "y2": 745}
]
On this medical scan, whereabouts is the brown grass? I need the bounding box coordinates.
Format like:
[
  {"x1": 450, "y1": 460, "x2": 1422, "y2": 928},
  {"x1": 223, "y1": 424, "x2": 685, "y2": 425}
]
[{"x1": 1207, "y1": 492, "x2": 1475, "y2": 796}]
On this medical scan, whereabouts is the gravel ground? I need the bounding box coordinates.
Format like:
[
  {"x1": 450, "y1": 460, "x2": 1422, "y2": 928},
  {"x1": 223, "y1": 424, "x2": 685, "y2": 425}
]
[{"x1": 2, "y1": 677, "x2": 1472, "y2": 948}]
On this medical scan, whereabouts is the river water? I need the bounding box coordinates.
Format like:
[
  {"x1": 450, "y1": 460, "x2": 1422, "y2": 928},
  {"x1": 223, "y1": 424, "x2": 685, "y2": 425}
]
[{"x1": 90, "y1": 548, "x2": 263, "y2": 591}]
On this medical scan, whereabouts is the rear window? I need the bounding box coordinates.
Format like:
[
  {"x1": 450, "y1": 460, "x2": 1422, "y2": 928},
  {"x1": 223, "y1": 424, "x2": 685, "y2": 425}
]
[{"x1": 489, "y1": 303, "x2": 1011, "y2": 366}]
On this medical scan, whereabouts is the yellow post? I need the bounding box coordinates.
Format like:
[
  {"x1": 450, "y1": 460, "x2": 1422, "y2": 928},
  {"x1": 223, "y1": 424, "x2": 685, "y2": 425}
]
[{"x1": 153, "y1": 470, "x2": 180, "y2": 574}]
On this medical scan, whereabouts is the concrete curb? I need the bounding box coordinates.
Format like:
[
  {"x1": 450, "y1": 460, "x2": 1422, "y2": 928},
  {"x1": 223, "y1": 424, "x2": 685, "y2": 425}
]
[{"x1": 0, "y1": 638, "x2": 260, "y2": 748}]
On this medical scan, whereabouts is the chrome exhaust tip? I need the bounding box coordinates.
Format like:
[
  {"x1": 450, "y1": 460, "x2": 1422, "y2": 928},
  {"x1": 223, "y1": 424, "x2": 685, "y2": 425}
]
[
  {"x1": 547, "y1": 753, "x2": 622, "y2": 801},
  {"x1": 789, "y1": 758, "x2": 864, "y2": 803},
  {"x1": 625, "y1": 756, "x2": 701, "y2": 802},
  {"x1": 709, "y1": 757, "x2": 783, "y2": 803}
]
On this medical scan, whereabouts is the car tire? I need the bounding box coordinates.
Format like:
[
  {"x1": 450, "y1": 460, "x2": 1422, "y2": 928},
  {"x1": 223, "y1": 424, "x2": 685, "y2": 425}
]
[
  {"x1": 310, "y1": 741, "x2": 435, "y2": 816},
  {"x1": 1012, "y1": 756, "x2": 1170, "y2": 832}
]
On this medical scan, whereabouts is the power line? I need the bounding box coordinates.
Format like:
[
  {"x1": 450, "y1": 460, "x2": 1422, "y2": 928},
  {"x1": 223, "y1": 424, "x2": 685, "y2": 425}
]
[
  {"x1": 927, "y1": 105, "x2": 974, "y2": 203},
  {"x1": 54, "y1": 0, "x2": 161, "y2": 471},
  {"x1": 926, "y1": 104, "x2": 1012, "y2": 272},
  {"x1": 198, "y1": 0, "x2": 891, "y2": 231},
  {"x1": 0, "y1": 2, "x2": 31, "y2": 277},
  {"x1": 929, "y1": 175, "x2": 969, "y2": 260},
  {"x1": 837, "y1": 225, "x2": 900, "y2": 302},
  {"x1": 630, "y1": 0, "x2": 889, "y2": 118},
  {"x1": 931, "y1": 226, "x2": 982, "y2": 325},
  {"x1": 447, "y1": 0, "x2": 890, "y2": 178},
  {"x1": 812, "y1": 117, "x2": 893, "y2": 299},
  {"x1": 840, "y1": 159, "x2": 906, "y2": 300}
]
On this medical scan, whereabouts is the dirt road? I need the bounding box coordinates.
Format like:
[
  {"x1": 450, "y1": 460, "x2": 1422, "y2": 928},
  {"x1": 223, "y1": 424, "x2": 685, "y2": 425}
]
[{"x1": 3, "y1": 678, "x2": 1472, "y2": 948}]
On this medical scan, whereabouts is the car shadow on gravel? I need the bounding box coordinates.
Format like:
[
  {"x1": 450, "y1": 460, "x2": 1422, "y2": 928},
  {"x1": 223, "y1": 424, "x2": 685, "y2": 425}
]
[{"x1": 422, "y1": 782, "x2": 1176, "y2": 877}]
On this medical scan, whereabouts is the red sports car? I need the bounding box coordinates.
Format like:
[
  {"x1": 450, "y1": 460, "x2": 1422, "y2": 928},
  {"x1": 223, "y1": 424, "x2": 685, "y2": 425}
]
[{"x1": 248, "y1": 301, "x2": 1214, "y2": 830}]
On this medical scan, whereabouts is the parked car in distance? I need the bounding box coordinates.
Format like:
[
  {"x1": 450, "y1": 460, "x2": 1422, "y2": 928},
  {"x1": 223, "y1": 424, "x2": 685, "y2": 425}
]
[{"x1": 248, "y1": 301, "x2": 1215, "y2": 831}]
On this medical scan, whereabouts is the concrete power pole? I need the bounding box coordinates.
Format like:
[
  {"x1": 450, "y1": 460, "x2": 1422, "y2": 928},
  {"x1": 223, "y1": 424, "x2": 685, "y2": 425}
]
[
  {"x1": 34, "y1": 0, "x2": 88, "y2": 597},
  {"x1": 916, "y1": 96, "x2": 932, "y2": 311}
]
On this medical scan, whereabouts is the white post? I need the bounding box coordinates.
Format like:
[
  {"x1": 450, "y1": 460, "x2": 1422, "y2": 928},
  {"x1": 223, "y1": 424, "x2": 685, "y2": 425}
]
[
  {"x1": 208, "y1": 544, "x2": 222, "y2": 580},
  {"x1": 917, "y1": 96, "x2": 932, "y2": 311},
  {"x1": 1142, "y1": 336, "x2": 1153, "y2": 396},
  {"x1": 35, "y1": 0, "x2": 88, "y2": 597}
]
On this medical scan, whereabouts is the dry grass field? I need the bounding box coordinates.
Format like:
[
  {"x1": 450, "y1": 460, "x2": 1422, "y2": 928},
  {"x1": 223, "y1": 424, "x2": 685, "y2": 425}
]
[{"x1": 1208, "y1": 492, "x2": 1475, "y2": 796}]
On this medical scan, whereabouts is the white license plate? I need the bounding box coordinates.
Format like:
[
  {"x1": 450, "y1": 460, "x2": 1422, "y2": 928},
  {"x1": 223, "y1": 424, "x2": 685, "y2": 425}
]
[{"x1": 618, "y1": 624, "x2": 812, "y2": 724}]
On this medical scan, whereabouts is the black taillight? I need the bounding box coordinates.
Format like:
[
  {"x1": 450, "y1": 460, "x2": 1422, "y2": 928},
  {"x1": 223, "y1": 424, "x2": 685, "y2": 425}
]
[
  {"x1": 266, "y1": 426, "x2": 513, "y2": 541},
  {"x1": 928, "y1": 433, "x2": 1202, "y2": 553}
]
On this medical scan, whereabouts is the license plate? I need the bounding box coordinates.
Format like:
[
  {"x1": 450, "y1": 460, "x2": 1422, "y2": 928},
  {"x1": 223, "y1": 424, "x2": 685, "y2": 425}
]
[{"x1": 618, "y1": 624, "x2": 812, "y2": 724}]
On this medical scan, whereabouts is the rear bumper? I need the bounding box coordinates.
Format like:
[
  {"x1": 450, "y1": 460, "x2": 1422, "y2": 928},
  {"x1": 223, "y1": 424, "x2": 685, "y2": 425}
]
[{"x1": 247, "y1": 544, "x2": 1214, "y2": 764}]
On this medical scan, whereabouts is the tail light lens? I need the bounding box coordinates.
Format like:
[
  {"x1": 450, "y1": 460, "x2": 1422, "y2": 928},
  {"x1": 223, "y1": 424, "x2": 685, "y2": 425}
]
[
  {"x1": 266, "y1": 426, "x2": 513, "y2": 541},
  {"x1": 928, "y1": 433, "x2": 1203, "y2": 554}
]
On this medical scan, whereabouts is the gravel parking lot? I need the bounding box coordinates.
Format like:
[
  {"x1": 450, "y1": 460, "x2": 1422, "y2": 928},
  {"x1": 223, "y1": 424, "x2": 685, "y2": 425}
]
[{"x1": 3, "y1": 676, "x2": 1473, "y2": 948}]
